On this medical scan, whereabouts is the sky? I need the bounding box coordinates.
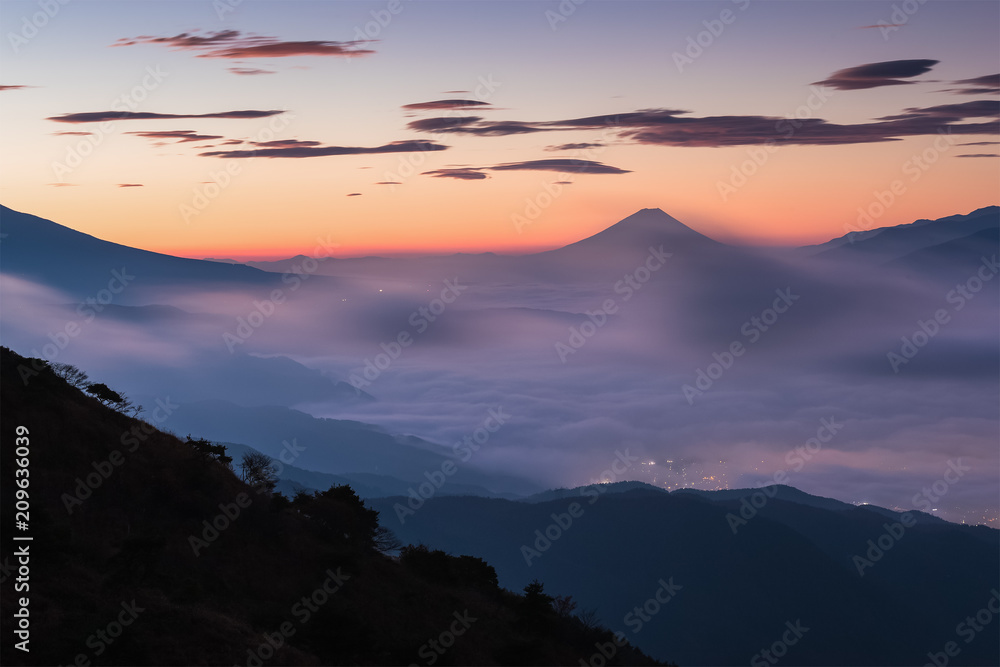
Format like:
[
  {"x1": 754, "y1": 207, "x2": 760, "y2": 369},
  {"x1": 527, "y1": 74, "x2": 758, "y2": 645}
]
[{"x1": 1, "y1": 0, "x2": 998, "y2": 258}]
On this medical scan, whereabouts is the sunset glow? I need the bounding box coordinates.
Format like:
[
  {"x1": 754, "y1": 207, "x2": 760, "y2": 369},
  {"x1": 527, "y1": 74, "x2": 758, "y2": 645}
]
[{"x1": 1, "y1": 0, "x2": 997, "y2": 258}]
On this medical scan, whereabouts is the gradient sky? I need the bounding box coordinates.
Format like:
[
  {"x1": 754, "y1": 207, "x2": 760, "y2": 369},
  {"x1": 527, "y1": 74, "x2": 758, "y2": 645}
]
[{"x1": 1, "y1": 0, "x2": 997, "y2": 258}]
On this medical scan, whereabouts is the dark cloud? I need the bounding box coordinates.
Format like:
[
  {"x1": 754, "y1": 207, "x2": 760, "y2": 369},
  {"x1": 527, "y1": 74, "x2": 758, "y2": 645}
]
[
  {"x1": 407, "y1": 103, "x2": 997, "y2": 148},
  {"x1": 406, "y1": 116, "x2": 486, "y2": 132},
  {"x1": 52, "y1": 131, "x2": 93, "y2": 136},
  {"x1": 254, "y1": 139, "x2": 322, "y2": 148},
  {"x1": 126, "y1": 130, "x2": 224, "y2": 144},
  {"x1": 492, "y1": 159, "x2": 630, "y2": 174},
  {"x1": 118, "y1": 183, "x2": 144, "y2": 187},
  {"x1": 959, "y1": 141, "x2": 1000, "y2": 146},
  {"x1": 375, "y1": 181, "x2": 402, "y2": 185},
  {"x1": 49, "y1": 110, "x2": 285, "y2": 124},
  {"x1": 0, "y1": 85, "x2": 34, "y2": 91},
  {"x1": 813, "y1": 59, "x2": 938, "y2": 90},
  {"x1": 422, "y1": 159, "x2": 629, "y2": 180},
  {"x1": 878, "y1": 100, "x2": 1000, "y2": 120},
  {"x1": 422, "y1": 168, "x2": 490, "y2": 180},
  {"x1": 407, "y1": 116, "x2": 545, "y2": 136},
  {"x1": 956, "y1": 153, "x2": 999, "y2": 158},
  {"x1": 403, "y1": 99, "x2": 493, "y2": 111},
  {"x1": 546, "y1": 142, "x2": 606, "y2": 151},
  {"x1": 228, "y1": 67, "x2": 276, "y2": 76},
  {"x1": 200, "y1": 140, "x2": 449, "y2": 159},
  {"x1": 945, "y1": 73, "x2": 1000, "y2": 95},
  {"x1": 553, "y1": 181, "x2": 574, "y2": 185},
  {"x1": 346, "y1": 192, "x2": 362, "y2": 196},
  {"x1": 114, "y1": 30, "x2": 373, "y2": 59}
]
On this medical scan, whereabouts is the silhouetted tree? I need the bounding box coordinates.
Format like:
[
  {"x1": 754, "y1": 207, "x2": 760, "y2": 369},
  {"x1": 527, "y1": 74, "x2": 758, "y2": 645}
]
[
  {"x1": 373, "y1": 525, "x2": 403, "y2": 553},
  {"x1": 518, "y1": 579, "x2": 557, "y2": 633},
  {"x1": 117, "y1": 395, "x2": 144, "y2": 419},
  {"x1": 239, "y1": 451, "x2": 277, "y2": 493},
  {"x1": 298, "y1": 485, "x2": 380, "y2": 549},
  {"x1": 523, "y1": 579, "x2": 554, "y2": 610},
  {"x1": 86, "y1": 382, "x2": 124, "y2": 407},
  {"x1": 553, "y1": 594, "x2": 577, "y2": 618},
  {"x1": 83, "y1": 380, "x2": 142, "y2": 417},
  {"x1": 186, "y1": 436, "x2": 233, "y2": 468},
  {"x1": 51, "y1": 362, "x2": 89, "y2": 389},
  {"x1": 292, "y1": 489, "x2": 314, "y2": 508},
  {"x1": 577, "y1": 608, "x2": 601, "y2": 630}
]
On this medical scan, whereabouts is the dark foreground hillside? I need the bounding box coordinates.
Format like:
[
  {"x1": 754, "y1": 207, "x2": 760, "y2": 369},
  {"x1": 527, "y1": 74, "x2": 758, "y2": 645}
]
[{"x1": 0, "y1": 347, "x2": 666, "y2": 666}]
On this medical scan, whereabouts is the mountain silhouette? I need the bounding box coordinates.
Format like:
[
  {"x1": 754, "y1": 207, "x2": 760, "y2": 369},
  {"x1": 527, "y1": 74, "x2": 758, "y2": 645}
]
[
  {"x1": 805, "y1": 205, "x2": 999, "y2": 261},
  {"x1": 369, "y1": 487, "x2": 999, "y2": 666},
  {"x1": 0, "y1": 205, "x2": 285, "y2": 300},
  {"x1": 0, "y1": 346, "x2": 667, "y2": 666},
  {"x1": 535, "y1": 208, "x2": 724, "y2": 258}
]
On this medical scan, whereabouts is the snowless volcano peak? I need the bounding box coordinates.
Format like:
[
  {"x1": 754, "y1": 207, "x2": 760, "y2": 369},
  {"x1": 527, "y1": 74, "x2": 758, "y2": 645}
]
[{"x1": 549, "y1": 208, "x2": 725, "y2": 257}]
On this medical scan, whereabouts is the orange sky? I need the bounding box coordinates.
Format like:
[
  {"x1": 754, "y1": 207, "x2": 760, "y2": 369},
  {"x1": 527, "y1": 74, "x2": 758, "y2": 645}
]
[{"x1": 1, "y1": 0, "x2": 997, "y2": 259}]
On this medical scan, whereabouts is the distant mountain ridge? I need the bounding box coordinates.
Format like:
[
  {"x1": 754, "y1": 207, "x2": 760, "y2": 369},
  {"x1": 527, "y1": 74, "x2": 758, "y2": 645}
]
[
  {"x1": 0, "y1": 346, "x2": 666, "y2": 667},
  {"x1": 165, "y1": 398, "x2": 541, "y2": 496},
  {"x1": 5, "y1": 204, "x2": 996, "y2": 286},
  {"x1": 0, "y1": 205, "x2": 284, "y2": 299},
  {"x1": 369, "y1": 485, "x2": 998, "y2": 665},
  {"x1": 520, "y1": 480, "x2": 955, "y2": 527},
  {"x1": 803, "y1": 205, "x2": 999, "y2": 260},
  {"x1": 190, "y1": 205, "x2": 999, "y2": 287}
]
